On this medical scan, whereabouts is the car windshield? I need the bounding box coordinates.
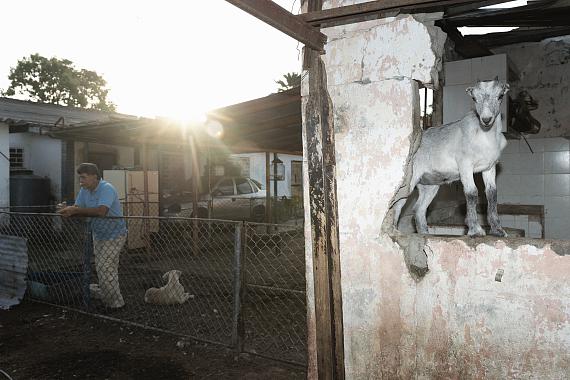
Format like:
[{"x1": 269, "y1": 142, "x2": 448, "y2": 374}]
[
  {"x1": 251, "y1": 179, "x2": 263, "y2": 190},
  {"x1": 236, "y1": 178, "x2": 253, "y2": 194}
]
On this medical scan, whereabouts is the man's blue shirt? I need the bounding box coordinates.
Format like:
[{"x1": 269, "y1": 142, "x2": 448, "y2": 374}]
[{"x1": 75, "y1": 180, "x2": 126, "y2": 240}]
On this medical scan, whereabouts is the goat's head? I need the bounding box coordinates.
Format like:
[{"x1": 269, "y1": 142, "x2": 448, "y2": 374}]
[
  {"x1": 466, "y1": 77, "x2": 509, "y2": 129},
  {"x1": 162, "y1": 269, "x2": 182, "y2": 283}
]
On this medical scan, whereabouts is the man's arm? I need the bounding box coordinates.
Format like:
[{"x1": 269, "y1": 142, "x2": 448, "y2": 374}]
[{"x1": 59, "y1": 205, "x2": 109, "y2": 218}]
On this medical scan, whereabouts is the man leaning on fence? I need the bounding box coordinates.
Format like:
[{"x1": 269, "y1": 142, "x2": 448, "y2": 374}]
[{"x1": 58, "y1": 163, "x2": 127, "y2": 309}]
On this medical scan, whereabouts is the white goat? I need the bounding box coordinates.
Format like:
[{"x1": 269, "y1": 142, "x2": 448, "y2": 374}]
[
  {"x1": 144, "y1": 270, "x2": 191, "y2": 305},
  {"x1": 394, "y1": 78, "x2": 509, "y2": 237}
]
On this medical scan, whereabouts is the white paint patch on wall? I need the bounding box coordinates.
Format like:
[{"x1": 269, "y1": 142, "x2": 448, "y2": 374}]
[{"x1": 0, "y1": 124, "x2": 9, "y2": 209}]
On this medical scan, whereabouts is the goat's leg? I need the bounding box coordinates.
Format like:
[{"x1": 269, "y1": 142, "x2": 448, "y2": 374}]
[
  {"x1": 459, "y1": 166, "x2": 486, "y2": 237},
  {"x1": 392, "y1": 174, "x2": 420, "y2": 229},
  {"x1": 483, "y1": 165, "x2": 507, "y2": 237},
  {"x1": 392, "y1": 198, "x2": 406, "y2": 228},
  {"x1": 413, "y1": 184, "x2": 439, "y2": 234}
]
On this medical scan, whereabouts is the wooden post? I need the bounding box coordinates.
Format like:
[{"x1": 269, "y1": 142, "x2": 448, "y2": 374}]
[
  {"x1": 142, "y1": 143, "x2": 150, "y2": 252},
  {"x1": 188, "y1": 133, "x2": 200, "y2": 255},
  {"x1": 265, "y1": 152, "x2": 272, "y2": 224},
  {"x1": 304, "y1": 45, "x2": 345, "y2": 380},
  {"x1": 231, "y1": 222, "x2": 245, "y2": 352}
]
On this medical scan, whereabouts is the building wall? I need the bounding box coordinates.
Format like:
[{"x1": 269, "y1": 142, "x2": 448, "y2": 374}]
[
  {"x1": 492, "y1": 36, "x2": 570, "y2": 138},
  {"x1": 10, "y1": 133, "x2": 62, "y2": 201},
  {"x1": 303, "y1": 11, "x2": 570, "y2": 379},
  {"x1": 0, "y1": 124, "x2": 9, "y2": 209}
]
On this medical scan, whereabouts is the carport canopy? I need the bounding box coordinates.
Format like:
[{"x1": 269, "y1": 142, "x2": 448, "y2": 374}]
[{"x1": 48, "y1": 87, "x2": 302, "y2": 155}]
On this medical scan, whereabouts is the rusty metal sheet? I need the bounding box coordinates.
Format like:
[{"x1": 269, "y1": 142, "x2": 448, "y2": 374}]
[{"x1": 0, "y1": 234, "x2": 28, "y2": 310}]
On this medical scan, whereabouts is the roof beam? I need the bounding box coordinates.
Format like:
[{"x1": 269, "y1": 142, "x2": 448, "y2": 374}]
[
  {"x1": 224, "y1": 0, "x2": 327, "y2": 52},
  {"x1": 299, "y1": 0, "x2": 493, "y2": 27},
  {"x1": 471, "y1": 26, "x2": 570, "y2": 47}
]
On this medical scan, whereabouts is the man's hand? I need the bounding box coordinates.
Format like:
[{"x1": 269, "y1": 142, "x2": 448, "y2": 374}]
[{"x1": 58, "y1": 206, "x2": 78, "y2": 218}]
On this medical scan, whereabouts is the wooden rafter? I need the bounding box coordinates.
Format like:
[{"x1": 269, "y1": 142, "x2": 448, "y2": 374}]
[
  {"x1": 224, "y1": 0, "x2": 327, "y2": 52},
  {"x1": 298, "y1": 0, "x2": 504, "y2": 27}
]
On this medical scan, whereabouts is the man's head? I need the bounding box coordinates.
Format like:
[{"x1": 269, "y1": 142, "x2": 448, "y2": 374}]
[{"x1": 77, "y1": 163, "x2": 100, "y2": 190}]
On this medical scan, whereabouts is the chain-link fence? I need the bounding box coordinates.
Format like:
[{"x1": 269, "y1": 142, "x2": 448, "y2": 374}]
[
  {"x1": 0, "y1": 211, "x2": 306, "y2": 365},
  {"x1": 173, "y1": 196, "x2": 304, "y2": 226}
]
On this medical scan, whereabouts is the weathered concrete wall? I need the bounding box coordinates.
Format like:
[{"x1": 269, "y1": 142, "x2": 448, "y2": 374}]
[
  {"x1": 492, "y1": 36, "x2": 570, "y2": 138},
  {"x1": 302, "y1": 9, "x2": 570, "y2": 379}
]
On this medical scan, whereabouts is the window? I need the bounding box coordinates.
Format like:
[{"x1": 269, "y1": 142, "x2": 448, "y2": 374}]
[
  {"x1": 9, "y1": 148, "x2": 24, "y2": 168},
  {"x1": 236, "y1": 178, "x2": 253, "y2": 194},
  {"x1": 215, "y1": 179, "x2": 234, "y2": 196}
]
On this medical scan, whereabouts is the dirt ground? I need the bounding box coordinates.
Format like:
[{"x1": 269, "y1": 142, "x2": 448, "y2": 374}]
[{"x1": 0, "y1": 301, "x2": 306, "y2": 380}]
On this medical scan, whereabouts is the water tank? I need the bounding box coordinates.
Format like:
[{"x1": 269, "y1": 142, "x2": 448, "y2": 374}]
[{"x1": 10, "y1": 170, "x2": 51, "y2": 213}]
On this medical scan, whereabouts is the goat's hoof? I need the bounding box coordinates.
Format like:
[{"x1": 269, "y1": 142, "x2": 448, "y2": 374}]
[
  {"x1": 468, "y1": 226, "x2": 486, "y2": 237},
  {"x1": 490, "y1": 228, "x2": 508, "y2": 237}
]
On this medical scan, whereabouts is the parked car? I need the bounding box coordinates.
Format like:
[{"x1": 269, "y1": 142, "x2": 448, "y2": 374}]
[{"x1": 162, "y1": 176, "x2": 267, "y2": 221}]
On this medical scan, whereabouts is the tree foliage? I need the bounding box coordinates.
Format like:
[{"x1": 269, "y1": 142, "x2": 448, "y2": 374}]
[
  {"x1": 275, "y1": 72, "x2": 301, "y2": 92},
  {"x1": 2, "y1": 54, "x2": 116, "y2": 111}
]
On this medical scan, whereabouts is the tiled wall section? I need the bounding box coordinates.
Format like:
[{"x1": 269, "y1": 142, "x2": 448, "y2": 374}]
[{"x1": 498, "y1": 137, "x2": 570, "y2": 239}]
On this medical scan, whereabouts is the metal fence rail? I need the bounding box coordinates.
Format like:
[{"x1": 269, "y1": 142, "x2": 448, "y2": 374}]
[{"x1": 0, "y1": 212, "x2": 306, "y2": 365}]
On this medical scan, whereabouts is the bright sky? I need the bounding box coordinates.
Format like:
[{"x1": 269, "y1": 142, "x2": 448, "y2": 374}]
[
  {"x1": 0, "y1": 0, "x2": 301, "y2": 120},
  {"x1": 1, "y1": 1, "x2": 527, "y2": 121}
]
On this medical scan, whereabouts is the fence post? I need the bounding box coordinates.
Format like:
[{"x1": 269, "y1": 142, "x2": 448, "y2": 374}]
[
  {"x1": 82, "y1": 222, "x2": 93, "y2": 309},
  {"x1": 231, "y1": 222, "x2": 245, "y2": 353}
]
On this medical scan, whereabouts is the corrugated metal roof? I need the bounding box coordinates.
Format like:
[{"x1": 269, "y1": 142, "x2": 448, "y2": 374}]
[
  {"x1": 0, "y1": 97, "x2": 139, "y2": 128},
  {"x1": 0, "y1": 234, "x2": 28, "y2": 310}
]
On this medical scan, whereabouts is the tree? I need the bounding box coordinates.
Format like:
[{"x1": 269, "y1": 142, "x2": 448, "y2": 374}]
[
  {"x1": 275, "y1": 72, "x2": 301, "y2": 92},
  {"x1": 2, "y1": 54, "x2": 116, "y2": 112}
]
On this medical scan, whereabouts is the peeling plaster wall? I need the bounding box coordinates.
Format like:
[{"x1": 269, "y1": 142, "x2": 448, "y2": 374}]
[
  {"x1": 302, "y1": 10, "x2": 570, "y2": 379},
  {"x1": 492, "y1": 36, "x2": 570, "y2": 138}
]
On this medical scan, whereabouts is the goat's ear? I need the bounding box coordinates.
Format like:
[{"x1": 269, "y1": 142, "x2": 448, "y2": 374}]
[
  {"x1": 502, "y1": 83, "x2": 510, "y2": 95},
  {"x1": 466, "y1": 87, "x2": 474, "y2": 98},
  {"x1": 162, "y1": 272, "x2": 169, "y2": 281}
]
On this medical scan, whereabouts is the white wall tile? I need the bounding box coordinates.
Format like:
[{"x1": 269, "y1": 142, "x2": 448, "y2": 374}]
[
  {"x1": 543, "y1": 137, "x2": 570, "y2": 152},
  {"x1": 544, "y1": 151, "x2": 570, "y2": 174},
  {"x1": 529, "y1": 221, "x2": 543, "y2": 238},
  {"x1": 498, "y1": 154, "x2": 520, "y2": 175},
  {"x1": 500, "y1": 196, "x2": 522, "y2": 204},
  {"x1": 545, "y1": 174, "x2": 570, "y2": 196},
  {"x1": 518, "y1": 152, "x2": 544, "y2": 174},
  {"x1": 500, "y1": 215, "x2": 515, "y2": 226},
  {"x1": 502, "y1": 139, "x2": 519, "y2": 154},
  {"x1": 523, "y1": 139, "x2": 544, "y2": 153},
  {"x1": 444, "y1": 60, "x2": 472, "y2": 86},
  {"x1": 519, "y1": 195, "x2": 545, "y2": 206},
  {"x1": 497, "y1": 174, "x2": 521, "y2": 195},
  {"x1": 545, "y1": 217, "x2": 570, "y2": 240},
  {"x1": 515, "y1": 215, "x2": 529, "y2": 231},
  {"x1": 518, "y1": 175, "x2": 544, "y2": 196},
  {"x1": 544, "y1": 196, "x2": 570, "y2": 218}
]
